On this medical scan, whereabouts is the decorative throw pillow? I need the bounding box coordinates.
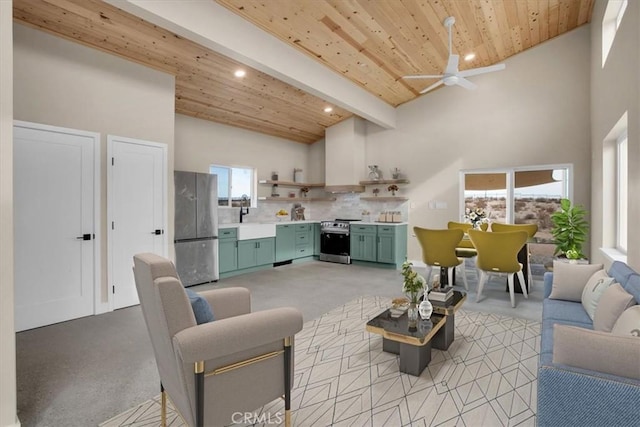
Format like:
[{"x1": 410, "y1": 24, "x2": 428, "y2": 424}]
[
  {"x1": 185, "y1": 288, "x2": 215, "y2": 324},
  {"x1": 553, "y1": 324, "x2": 640, "y2": 380},
  {"x1": 581, "y1": 270, "x2": 616, "y2": 320},
  {"x1": 593, "y1": 284, "x2": 635, "y2": 332},
  {"x1": 611, "y1": 305, "x2": 640, "y2": 338},
  {"x1": 549, "y1": 261, "x2": 603, "y2": 302}
]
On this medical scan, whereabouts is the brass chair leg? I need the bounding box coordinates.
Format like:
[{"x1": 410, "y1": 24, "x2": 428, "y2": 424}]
[
  {"x1": 161, "y1": 386, "x2": 167, "y2": 427},
  {"x1": 284, "y1": 337, "x2": 292, "y2": 427}
]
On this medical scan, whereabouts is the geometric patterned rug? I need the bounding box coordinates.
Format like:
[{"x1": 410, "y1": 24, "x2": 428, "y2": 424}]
[{"x1": 100, "y1": 296, "x2": 541, "y2": 426}]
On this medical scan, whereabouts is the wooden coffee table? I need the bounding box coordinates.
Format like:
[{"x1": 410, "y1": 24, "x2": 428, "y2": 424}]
[{"x1": 366, "y1": 291, "x2": 466, "y2": 376}]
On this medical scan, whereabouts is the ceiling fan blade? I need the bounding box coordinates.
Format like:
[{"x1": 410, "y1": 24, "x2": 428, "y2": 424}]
[
  {"x1": 455, "y1": 77, "x2": 477, "y2": 90},
  {"x1": 445, "y1": 54, "x2": 459, "y2": 74},
  {"x1": 403, "y1": 74, "x2": 444, "y2": 79},
  {"x1": 458, "y1": 63, "x2": 506, "y2": 78},
  {"x1": 420, "y1": 79, "x2": 445, "y2": 94}
]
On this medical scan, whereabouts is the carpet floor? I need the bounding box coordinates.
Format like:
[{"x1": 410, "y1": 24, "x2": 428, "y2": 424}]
[{"x1": 100, "y1": 296, "x2": 541, "y2": 427}]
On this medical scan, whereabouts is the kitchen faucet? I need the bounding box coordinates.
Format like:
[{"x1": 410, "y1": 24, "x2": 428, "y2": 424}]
[{"x1": 239, "y1": 194, "x2": 250, "y2": 223}]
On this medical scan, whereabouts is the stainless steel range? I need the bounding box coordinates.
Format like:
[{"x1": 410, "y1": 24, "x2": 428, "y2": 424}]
[{"x1": 319, "y1": 219, "x2": 360, "y2": 264}]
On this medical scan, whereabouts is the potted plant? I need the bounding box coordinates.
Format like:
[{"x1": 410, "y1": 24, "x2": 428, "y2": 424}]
[{"x1": 551, "y1": 198, "x2": 589, "y2": 260}]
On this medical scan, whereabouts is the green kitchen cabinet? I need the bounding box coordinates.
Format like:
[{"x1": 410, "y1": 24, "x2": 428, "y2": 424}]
[
  {"x1": 238, "y1": 237, "x2": 275, "y2": 269},
  {"x1": 294, "y1": 223, "x2": 313, "y2": 259},
  {"x1": 377, "y1": 225, "x2": 406, "y2": 265},
  {"x1": 218, "y1": 228, "x2": 238, "y2": 274},
  {"x1": 276, "y1": 224, "x2": 296, "y2": 262},
  {"x1": 350, "y1": 224, "x2": 378, "y2": 262},
  {"x1": 313, "y1": 222, "x2": 321, "y2": 256},
  {"x1": 351, "y1": 224, "x2": 407, "y2": 267}
]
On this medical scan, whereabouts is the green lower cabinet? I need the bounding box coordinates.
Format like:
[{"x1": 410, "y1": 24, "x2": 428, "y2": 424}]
[
  {"x1": 377, "y1": 225, "x2": 407, "y2": 267},
  {"x1": 218, "y1": 238, "x2": 238, "y2": 273},
  {"x1": 238, "y1": 238, "x2": 275, "y2": 269},
  {"x1": 351, "y1": 225, "x2": 407, "y2": 268},
  {"x1": 350, "y1": 228, "x2": 378, "y2": 262},
  {"x1": 313, "y1": 223, "x2": 321, "y2": 256},
  {"x1": 276, "y1": 224, "x2": 296, "y2": 262}
]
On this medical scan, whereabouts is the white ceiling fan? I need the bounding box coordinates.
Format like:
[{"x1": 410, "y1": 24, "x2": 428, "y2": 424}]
[{"x1": 403, "y1": 16, "x2": 506, "y2": 94}]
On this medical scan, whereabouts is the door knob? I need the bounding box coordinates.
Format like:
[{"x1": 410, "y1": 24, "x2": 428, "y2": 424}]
[
  {"x1": 76, "y1": 234, "x2": 92, "y2": 241},
  {"x1": 151, "y1": 229, "x2": 164, "y2": 235}
]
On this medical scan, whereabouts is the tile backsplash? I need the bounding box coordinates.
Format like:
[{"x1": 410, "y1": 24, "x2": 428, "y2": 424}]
[{"x1": 218, "y1": 194, "x2": 409, "y2": 224}]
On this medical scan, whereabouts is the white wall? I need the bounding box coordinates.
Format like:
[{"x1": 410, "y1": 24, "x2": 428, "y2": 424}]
[
  {"x1": 13, "y1": 24, "x2": 176, "y2": 305},
  {"x1": 175, "y1": 113, "x2": 315, "y2": 222},
  {"x1": 365, "y1": 26, "x2": 592, "y2": 261},
  {"x1": 0, "y1": 3, "x2": 18, "y2": 426},
  {"x1": 590, "y1": 0, "x2": 640, "y2": 269}
]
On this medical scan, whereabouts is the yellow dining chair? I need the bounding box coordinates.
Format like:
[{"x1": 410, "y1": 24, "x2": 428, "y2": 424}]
[
  {"x1": 414, "y1": 227, "x2": 468, "y2": 290},
  {"x1": 447, "y1": 221, "x2": 488, "y2": 280},
  {"x1": 490, "y1": 223, "x2": 538, "y2": 285},
  {"x1": 468, "y1": 229, "x2": 529, "y2": 307}
]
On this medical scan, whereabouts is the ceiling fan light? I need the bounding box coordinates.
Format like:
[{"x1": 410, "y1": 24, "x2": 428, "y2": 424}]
[{"x1": 443, "y1": 76, "x2": 458, "y2": 86}]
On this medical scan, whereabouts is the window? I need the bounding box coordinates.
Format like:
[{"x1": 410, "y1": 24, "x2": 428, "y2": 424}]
[
  {"x1": 461, "y1": 165, "x2": 571, "y2": 271},
  {"x1": 209, "y1": 164, "x2": 256, "y2": 208},
  {"x1": 616, "y1": 132, "x2": 628, "y2": 252},
  {"x1": 602, "y1": 0, "x2": 628, "y2": 67},
  {"x1": 601, "y1": 112, "x2": 627, "y2": 262}
]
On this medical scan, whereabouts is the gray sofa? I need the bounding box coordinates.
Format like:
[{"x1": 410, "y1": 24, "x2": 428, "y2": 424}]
[{"x1": 537, "y1": 261, "x2": 640, "y2": 426}]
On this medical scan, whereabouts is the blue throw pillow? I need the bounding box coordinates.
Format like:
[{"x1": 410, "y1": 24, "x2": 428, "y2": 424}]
[{"x1": 185, "y1": 288, "x2": 215, "y2": 324}]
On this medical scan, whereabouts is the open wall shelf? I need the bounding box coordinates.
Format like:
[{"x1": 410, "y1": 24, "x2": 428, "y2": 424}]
[
  {"x1": 359, "y1": 179, "x2": 410, "y2": 185},
  {"x1": 258, "y1": 196, "x2": 336, "y2": 202},
  {"x1": 258, "y1": 180, "x2": 325, "y2": 187},
  {"x1": 360, "y1": 196, "x2": 408, "y2": 201}
]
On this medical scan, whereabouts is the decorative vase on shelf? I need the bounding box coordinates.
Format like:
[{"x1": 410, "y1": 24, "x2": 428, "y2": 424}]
[{"x1": 368, "y1": 165, "x2": 381, "y2": 181}]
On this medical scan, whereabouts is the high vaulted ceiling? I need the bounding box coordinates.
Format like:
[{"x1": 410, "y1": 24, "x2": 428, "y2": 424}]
[{"x1": 13, "y1": 0, "x2": 594, "y2": 144}]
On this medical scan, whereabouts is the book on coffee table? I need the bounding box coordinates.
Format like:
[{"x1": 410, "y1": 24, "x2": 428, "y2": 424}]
[{"x1": 429, "y1": 286, "x2": 454, "y2": 302}]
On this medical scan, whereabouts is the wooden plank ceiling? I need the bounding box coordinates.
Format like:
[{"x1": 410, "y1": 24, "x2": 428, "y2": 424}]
[{"x1": 13, "y1": 0, "x2": 594, "y2": 144}]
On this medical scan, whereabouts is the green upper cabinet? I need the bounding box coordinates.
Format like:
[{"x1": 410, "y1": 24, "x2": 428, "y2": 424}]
[
  {"x1": 238, "y1": 237, "x2": 274, "y2": 269},
  {"x1": 275, "y1": 224, "x2": 296, "y2": 262}
]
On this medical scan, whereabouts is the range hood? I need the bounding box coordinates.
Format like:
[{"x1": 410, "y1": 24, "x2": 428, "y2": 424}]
[{"x1": 324, "y1": 117, "x2": 366, "y2": 193}]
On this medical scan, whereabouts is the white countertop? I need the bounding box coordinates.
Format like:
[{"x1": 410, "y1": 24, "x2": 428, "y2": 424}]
[
  {"x1": 358, "y1": 221, "x2": 408, "y2": 226},
  {"x1": 219, "y1": 220, "x2": 319, "y2": 229},
  {"x1": 219, "y1": 220, "x2": 406, "y2": 229}
]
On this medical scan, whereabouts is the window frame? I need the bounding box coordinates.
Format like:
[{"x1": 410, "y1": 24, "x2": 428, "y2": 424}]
[
  {"x1": 616, "y1": 131, "x2": 628, "y2": 253},
  {"x1": 459, "y1": 164, "x2": 573, "y2": 225},
  {"x1": 602, "y1": 0, "x2": 629, "y2": 67},
  {"x1": 209, "y1": 164, "x2": 257, "y2": 208}
]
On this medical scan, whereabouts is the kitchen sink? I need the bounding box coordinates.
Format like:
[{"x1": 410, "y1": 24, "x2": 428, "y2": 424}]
[{"x1": 236, "y1": 223, "x2": 277, "y2": 240}]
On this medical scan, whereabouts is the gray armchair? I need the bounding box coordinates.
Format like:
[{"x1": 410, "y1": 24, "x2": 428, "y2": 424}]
[{"x1": 133, "y1": 253, "x2": 303, "y2": 427}]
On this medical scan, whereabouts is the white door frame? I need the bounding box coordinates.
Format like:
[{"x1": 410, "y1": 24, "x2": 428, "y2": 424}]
[
  {"x1": 107, "y1": 135, "x2": 168, "y2": 311},
  {"x1": 13, "y1": 120, "x2": 102, "y2": 315}
]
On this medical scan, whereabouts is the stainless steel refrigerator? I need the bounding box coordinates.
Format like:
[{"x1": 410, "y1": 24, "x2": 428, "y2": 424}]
[{"x1": 174, "y1": 171, "x2": 219, "y2": 286}]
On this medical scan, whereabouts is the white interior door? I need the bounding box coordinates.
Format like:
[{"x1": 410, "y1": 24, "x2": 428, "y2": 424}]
[
  {"x1": 14, "y1": 122, "x2": 99, "y2": 332},
  {"x1": 109, "y1": 136, "x2": 167, "y2": 310}
]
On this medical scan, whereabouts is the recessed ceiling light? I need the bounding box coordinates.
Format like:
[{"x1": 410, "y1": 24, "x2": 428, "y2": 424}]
[
  {"x1": 464, "y1": 53, "x2": 476, "y2": 61},
  {"x1": 324, "y1": 106, "x2": 333, "y2": 113},
  {"x1": 234, "y1": 69, "x2": 246, "y2": 78}
]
